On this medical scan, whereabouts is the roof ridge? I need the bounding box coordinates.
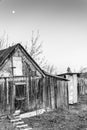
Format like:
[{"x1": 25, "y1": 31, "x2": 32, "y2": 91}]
[
  {"x1": 0, "y1": 43, "x2": 45, "y2": 76},
  {"x1": 0, "y1": 43, "x2": 21, "y2": 51}
]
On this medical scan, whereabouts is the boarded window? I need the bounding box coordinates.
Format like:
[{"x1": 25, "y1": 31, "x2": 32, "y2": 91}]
[{"x1": 13, "y1": 57, "x2": 23, "y2": 76}]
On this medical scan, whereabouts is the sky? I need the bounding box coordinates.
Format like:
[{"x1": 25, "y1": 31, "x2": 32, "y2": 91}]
[{"x1": 0, "y1": 0, "x2": 87, "y2": 73}]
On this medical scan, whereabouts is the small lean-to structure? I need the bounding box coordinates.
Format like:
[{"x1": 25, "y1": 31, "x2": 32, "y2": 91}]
[
  {"x1": 0, "y1": 43, "x2": 69, "y2": 113},
  {"x1": 58, "y1": 72, "x2": 81, "y2": 104},
  {"x1": 42, "y1": 71, "x2": 69, "y2": 110}
]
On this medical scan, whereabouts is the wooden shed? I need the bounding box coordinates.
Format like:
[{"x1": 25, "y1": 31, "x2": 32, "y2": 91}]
[
  {"x1": 58, "y1": 73, "x2": 80, "y2": 104},
  {"x1": 0, "y1": 43, "x2": 69, "y2": 113}
]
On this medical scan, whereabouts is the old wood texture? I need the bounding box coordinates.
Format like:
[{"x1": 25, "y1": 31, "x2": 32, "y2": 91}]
[
  {"x1": 0, "y1": 44, "x2": 69, "y2": 113},
  {"x1": 64, "y1": 82, "x2": 69, "y2": 108},
  {"x1": 0, "y1": 76, "x2": 68, "y2": 113},
  {"x1": 42, "y1": 76, "x2": 68, "y2": 110},
  {"x1": 11, "y1": 82, "x2": 15, "y2": 113},
  {"x1": 26, "y1": 77, "x2": 29, "y2": 110},
  {"x1": 57, "y1": 81, "x2": 61, "y2": 108},
  {"x1": 50, "y1": 77, "x2": 55, "y2": 109}
]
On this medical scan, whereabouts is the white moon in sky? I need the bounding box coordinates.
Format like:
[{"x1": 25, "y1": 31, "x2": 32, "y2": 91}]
[{"x1": 12, "y1": 10, "x2": 15, "y2": 14}]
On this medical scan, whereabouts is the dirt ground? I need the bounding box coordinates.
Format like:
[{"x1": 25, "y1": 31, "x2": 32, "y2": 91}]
[
  {"x1": 1, "y1": 95, "x2": 87, "y2": 130},
  {"x1": 0, "y1": 116, "x2": 16, "y2": 130},
  {"x1": 22, "y1": 95, "x2": 87, "y2": 130},
  {"x1": 22, "y1": 106, "x2": 87, "y2": 130}
]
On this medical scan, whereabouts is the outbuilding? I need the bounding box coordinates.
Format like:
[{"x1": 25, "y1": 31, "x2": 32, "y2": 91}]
[
  {"x1": 58, "y1": 72, "x2": 80, "y2": 104},
  {"x1": 0, "y1": 43, "x2": 69, "y2": 113}
]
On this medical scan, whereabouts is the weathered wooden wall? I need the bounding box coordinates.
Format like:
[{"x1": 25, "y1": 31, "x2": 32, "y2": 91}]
[
  {"x1": 0, "y1": 47, "x2": 42, "y2": 78},
  {"x1": 78, "y1": 78, "x2": 87, "y2": 96},
  {"x1": 0, "y1": 45, "x2": 68, "y2": 114},
  {"x1": 36, "y1": 76, "x2": 68, "y2": 110},
  {"x1": 0, "y1": 76, "x2": 68, "y2": 113}
]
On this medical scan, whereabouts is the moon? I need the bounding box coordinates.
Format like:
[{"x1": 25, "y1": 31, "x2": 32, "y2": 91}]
[{"x1": 12, "y1": 10, "x2": 15, "y2": 14}]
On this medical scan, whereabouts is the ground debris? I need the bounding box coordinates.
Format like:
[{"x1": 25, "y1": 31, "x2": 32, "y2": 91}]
[
  {"x1": 23, "y1": 106, "x2": 87, "y2": 130},
  {"x1": 0, "y1": 116, "x2": 17, "y2": 130}
]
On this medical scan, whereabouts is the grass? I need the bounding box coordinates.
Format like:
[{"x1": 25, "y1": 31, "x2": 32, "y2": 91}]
[
  {"x1": 0, "y1": 118, "x2": 16, "y2": 130},
  {"x1": 22, "y1": 106, "x2": 87, "y2": 130}
]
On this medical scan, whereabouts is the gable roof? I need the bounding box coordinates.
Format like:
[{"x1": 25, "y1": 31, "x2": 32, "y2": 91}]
[
  {"x1": 0, "y1": 44, "x2": 17, "y2": 66},
  {"x1": 0, "y1": 43, "x2": 68, "y2": 81},
  {"x1": 0, "y1": 43, "x2": 45, "y2": 76}
]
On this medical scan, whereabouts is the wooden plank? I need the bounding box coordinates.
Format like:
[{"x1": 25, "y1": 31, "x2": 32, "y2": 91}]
[
  {"x1": 11, "y1": 80, "x2": 15, "y2": 113},
  {"x1": 65, "y1": 82, "x2": 69, "y2": 108},
  {"x1": 54, "y1": 80, "x2": 57, "y2": 109},
  {"x1": 56, "y1": 81, "x2": 61, "y2": 108},
  {"x1": 63, "y1": 82, "x2": 66, "y2": 107},
  {"x1": 38, "y1": 78, "x2": 43, "y2": 109},
  {"x1": 43, "y1": 77, "x2": 46, "y2": 109},
  {"x1": 50, "y1": 77, "x2": 55, "y2": 109},
  {"x1": 48, "y1": 77, "x2": 51, "y2": 108},
  {"x1": 6, "y1": 78, "x2": 11, "y2": 113},
  {"x1": 29, "y1": 77, "x2": 32, "y2": 110},
  {"x1": 61, "y1": 81, "x2": 64, "y2": 107},
  {"x1": 34, "y1": 79, "x2": 37, "y2": 109},
  {"x1": 3, "y1": 79, "x2": 6, "y2": 111},
  {"x1": 45, "y1": 77, "x2": 49, "y2": 107},
  {"x1": 7, "y1": 78, "x2": 9, "y2": 104},
  {"x1": 30, "y1": 78, "x2": 36, "y2": 110},
  {"x1": 33, "y1": 79, "x2": 36, "y2": 110},
  {"x1": 26, "y1": 77, "x2": 29, "y2": 110},
  {"x1": 2, "y1": 81, "x2": 5, "y2": 112},
  {"x1": 61, "y1": 81, "x2": 66, "y2": 107}
]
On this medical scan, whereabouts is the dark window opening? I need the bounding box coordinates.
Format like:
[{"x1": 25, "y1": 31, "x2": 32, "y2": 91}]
[{"x1": 15, "y1": 84, "x2": 26, "y2": 98}]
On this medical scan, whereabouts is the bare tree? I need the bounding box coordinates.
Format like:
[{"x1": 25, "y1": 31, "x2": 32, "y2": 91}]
[
  {"x1": 24, "y1": 31, "x2": 57, "y2": 74},
  {"x1": 0, "y1": 32, "x2": 6, "y2": 49},
  {"x1": 0, "y1": 31, "x2": 57, "y2": 74},
  {"x1": 79, "y1": 67, "x2": 87, "y2": 79},
  {"x1": 30, "y1": 31, "x2": 42, "y2": 59},
  {"x1": 44, "y1": 64, "x2": 57, "y2": 74},
  {"x1": 24, "y1": 31, "x2": 47, "y2": 68},
  {"x1": 67, "y1": 67, "x2": 72, "y2": 73},
  {"x1": 80, "y1": 67, "x2": 87, "y2": 73},
  {"x1": 0, "y1": 32, "x2": 10, "y2": 50}
]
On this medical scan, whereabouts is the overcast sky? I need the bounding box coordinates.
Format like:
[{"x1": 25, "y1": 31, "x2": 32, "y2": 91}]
[{"x1": 0, "y1": 0, "x2": 87, "y2": 73}]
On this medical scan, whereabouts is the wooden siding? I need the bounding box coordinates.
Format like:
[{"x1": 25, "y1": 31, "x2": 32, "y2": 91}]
[
  {"x1": 0, "y1": 47, "x2": 42, "y2": 78},
  {"x1": 78, "y1": 78, "x2": 87, "y2": 96},
  {"x1": 0, "y1": 76, "x2": 68, "y2": 113},
  {"x1": 0, "y1": 45, "x2": 68, "y2": 113}
]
